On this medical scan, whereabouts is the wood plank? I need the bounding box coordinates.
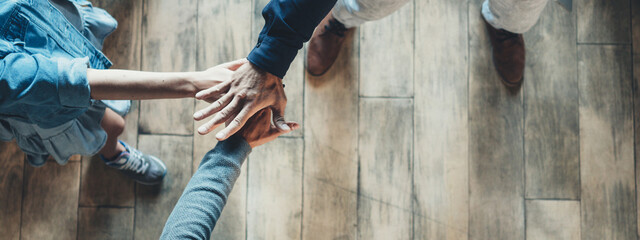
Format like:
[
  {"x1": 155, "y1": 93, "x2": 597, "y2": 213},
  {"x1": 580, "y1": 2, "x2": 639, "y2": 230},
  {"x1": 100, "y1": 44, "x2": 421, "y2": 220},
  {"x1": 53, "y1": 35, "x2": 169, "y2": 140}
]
[
  {"x1": 93, "y1": 0, "x2": 142, "y2": 70},
  {"x1": 357, "y1": 98, "x2": 412, "y2": 240},
  {"x1": 79, "y1": 155, "x2": 135, "y2": 207},
  {"x1": 78, "y1": 207, "x2": 134, "y2": 240},
  {"x1": 577, "y1": 0, "x2": 631, "y2": 44},
  {"x1": 134, "y1": 135, "x2": 192, "y2": 240},
  {"x1": 523, "y1": 1, "x2": 579, "y2": 199},
  {"x1": 193, "y1": 0, "x2": 252, "y2": 238},
  {"x1": 578, "y1": 45, "x2": 636, "y2": 239},
  {"x1": 252, "y1": 0, "x2": 304, "y2": 137},
  {"x1": 247, "y1": 138, "x2": 303, "y2": 240},
  {"x1": 413, "y1": 0, "x2": 468, "y2": 239},
  {"x1": 138, "y1": 0, "x2": 197, "y2": 135},
  {"x1": 468, "y1": 1, "x2": 524, "y2": 239},
  {"x1": 634, "y1": 1, "x2": 640, "y2": 236},
  {"x1": 0, "y1": 141, "x2": 24, "y2": 240},
  {"x1": 303, "y1": 30, "x2": 359, "y2": 240},
  {"x1": 120, "y1": 100, "x2": 139, "y2": 149},
  {"x1": 21, "y1": 161, "x2": 80, "y2": 240},
  {"x1": 525, "y1": 200, "x2": 580, "y2": 240},
  {"x1": 359, "y1": 2, "x2": 413, "y2": 97}
]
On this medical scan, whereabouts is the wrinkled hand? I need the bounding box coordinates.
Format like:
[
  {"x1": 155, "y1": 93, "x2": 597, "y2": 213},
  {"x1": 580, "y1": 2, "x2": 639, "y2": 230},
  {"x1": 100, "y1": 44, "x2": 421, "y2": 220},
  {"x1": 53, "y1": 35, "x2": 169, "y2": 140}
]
[
  {"x1": 193, "y1": 60, "x2": 289, "y2": 141},
  {"x1": 237, "y1": 108, "x2": 299, "y2": 148}
]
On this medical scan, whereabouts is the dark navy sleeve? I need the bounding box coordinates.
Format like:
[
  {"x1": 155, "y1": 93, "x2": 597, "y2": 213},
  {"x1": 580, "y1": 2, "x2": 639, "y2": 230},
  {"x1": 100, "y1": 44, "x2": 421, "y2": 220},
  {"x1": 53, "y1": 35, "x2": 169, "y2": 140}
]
[
  {"x1": 247, "y1": 0, "x2": 337, "y2": 78},
  {"x1": 160, "y1": 134, "x2": 252, "y2": 239}
]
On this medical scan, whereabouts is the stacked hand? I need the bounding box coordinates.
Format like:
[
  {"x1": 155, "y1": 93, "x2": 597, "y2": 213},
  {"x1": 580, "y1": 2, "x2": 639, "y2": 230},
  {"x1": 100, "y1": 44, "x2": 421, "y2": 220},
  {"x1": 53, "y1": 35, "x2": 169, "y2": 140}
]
[
  {"x1": 237, "y1": 108, "x2": 299, "y2": 148},
  {"x1": 193, "y1": 59, "x2": 293, "y2": 141}
]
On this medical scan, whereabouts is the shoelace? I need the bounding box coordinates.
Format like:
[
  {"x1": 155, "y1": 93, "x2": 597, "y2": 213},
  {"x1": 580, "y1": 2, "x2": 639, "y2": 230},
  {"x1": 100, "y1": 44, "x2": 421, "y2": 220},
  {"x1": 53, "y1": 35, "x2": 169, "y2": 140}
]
[
  {"x1": 324, "y1": 19, "x2": 347, "y2": 37},
  {"x1": 120, "y1": 149, "x2": 149, "y2": 174}
]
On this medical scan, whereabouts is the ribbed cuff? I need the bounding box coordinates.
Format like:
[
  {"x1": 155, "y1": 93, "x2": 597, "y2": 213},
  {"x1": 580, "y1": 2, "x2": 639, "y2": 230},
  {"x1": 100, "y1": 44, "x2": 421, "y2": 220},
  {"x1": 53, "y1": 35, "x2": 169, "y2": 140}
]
[{"x1": 211, "y1": 134, "x2": 252, "y2": 161}]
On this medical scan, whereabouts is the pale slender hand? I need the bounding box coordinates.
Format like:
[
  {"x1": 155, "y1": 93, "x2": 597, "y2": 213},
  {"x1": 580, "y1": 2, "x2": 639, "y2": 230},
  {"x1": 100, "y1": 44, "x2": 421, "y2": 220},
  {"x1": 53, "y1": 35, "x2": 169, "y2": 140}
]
[
  {"x1": 192, "y1": 58, "x2": 248, "y2": 93},
  {"x1": 193, "y1": 60, "x2": 289, "y2": 141},
  {"x1": 238, "y1": 108, "x2": 299, "y2": 148}
]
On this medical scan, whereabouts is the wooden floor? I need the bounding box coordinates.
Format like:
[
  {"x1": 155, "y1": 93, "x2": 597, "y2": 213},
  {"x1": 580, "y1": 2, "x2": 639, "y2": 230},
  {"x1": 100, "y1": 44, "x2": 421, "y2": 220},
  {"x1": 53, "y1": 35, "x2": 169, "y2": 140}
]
[{"x1": 0, "y1": 0, "x2": 639, "y2": 239}]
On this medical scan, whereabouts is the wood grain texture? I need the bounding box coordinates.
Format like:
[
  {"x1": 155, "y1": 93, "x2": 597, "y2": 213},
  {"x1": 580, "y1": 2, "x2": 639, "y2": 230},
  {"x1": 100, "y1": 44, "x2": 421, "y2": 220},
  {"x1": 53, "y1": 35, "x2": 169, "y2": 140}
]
[
  {"x1": 579, "y1": 45, "x2": 636, "y2": 239},
  {"x1": 120, "y1": 100, "x2": 139, "y2": 148},
  {"x1": 247, "y1": 138, "x2": 303, "y2": 240},
  {"x1": 523, "y1": 1, "x2": 579, "y2": 199},
  {"x1": 525, "y1": 200, "x2": 580, "y2": 240},
  {"x1": 469, "y1": 2, "x2": 525, "y2": 239},
  {"x1": 413, "y1": 0, "x2": 468, "y2": 239},
  {"x1": 93, "y1": 0, "x2": 142, "y2": 70},
  {"x1": 634, "y1": 1, "x2": 640, "y2": 236},
  {"x1": 252, "y1": 0, "x2": 305, "y2": 138},
  {"x1": 358, "y1": 98, "x2": 412, "y2": 240},
  {"x1": 138, "y1": 0, "x2": 197, "y2": 135},
  {"x1": 135, "y1": 135, "x2": 192, "y2": 240},
  {"x1": 577, "y1": 0, "x2": 631, "y2": 43},
  {"x1": 21, "y1": 162, "x2": 80, "y2": 240},
  {"x1": 303, "y1": 31, "x2": 359, "y2": 240},
  {"x1": 78, "y1": 207, "x2": 134, "y2": 240},
  {"x1": 0, "y1": 141, "x2": 24, "y2": 240},
  {"x1": 79, "y1": 155, "x2": 135, "y2": 207},
  {"x1": 194, "y1": 0, "x2": 252, "y2": 238},
  {"x1": 359, "y1": 2, "x2": 413, "y2": 97}
]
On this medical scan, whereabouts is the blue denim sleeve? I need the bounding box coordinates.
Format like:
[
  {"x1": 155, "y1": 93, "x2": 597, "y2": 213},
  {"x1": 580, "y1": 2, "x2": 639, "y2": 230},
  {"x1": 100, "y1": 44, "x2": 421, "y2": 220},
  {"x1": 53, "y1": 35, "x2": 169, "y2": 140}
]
[
  {"x1": 247, "y1": 0, "x2": 337, "y2": 78},
  {"x1": 0, "y1": 52, "x2": 91, "y2": 109},
  {"x1": 160, "y1": 134, "x2": 252, "y2": 239}
]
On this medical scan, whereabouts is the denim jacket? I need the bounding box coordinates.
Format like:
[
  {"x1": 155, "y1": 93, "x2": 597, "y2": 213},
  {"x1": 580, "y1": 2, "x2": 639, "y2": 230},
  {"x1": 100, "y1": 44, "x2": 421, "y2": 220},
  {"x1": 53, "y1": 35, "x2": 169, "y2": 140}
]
[
  {"x1": 0, "y1": 0, "x2": 114, "y2": 129},
  {"x1": 0, "y1": 0, "x2": 129, "y2": 165}
]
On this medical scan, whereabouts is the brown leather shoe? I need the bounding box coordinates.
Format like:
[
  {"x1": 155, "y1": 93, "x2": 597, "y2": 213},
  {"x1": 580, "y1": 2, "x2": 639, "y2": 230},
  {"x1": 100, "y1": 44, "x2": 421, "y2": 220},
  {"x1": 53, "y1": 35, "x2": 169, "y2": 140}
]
[
  {"x1": 307, "y1": 12, "x2": 354, "y2": 76},
  {"x1": 483, "y1": 17, "x2": 525, "y2": 89}
]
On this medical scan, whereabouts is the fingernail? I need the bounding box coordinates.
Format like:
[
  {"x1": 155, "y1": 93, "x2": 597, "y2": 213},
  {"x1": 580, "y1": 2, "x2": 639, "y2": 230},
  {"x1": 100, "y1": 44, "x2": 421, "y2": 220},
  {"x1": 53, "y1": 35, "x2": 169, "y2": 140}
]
[
  {"x1": 193, "y1": 112, "x2": 202, "y2": 119},
  {"x1": 198, "y1": 126, "x2": 207, "y2": 133},
  {"x1": 216, "y1": 132, "x2": 225, "y2": 139},
  {"x1": 280, "y1": 123, "x2": 291, "y2": 131}
]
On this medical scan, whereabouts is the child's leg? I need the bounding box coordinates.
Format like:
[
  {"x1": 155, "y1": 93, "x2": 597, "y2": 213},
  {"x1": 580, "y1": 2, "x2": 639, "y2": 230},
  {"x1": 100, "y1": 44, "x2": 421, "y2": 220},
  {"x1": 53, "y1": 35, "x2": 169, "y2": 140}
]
[
  {"x1": 98, "y1": 107, "x2": 167, "y2": 185},
  {"x1": 99, "y1": 108, "x2": 126, "y2": 159}
]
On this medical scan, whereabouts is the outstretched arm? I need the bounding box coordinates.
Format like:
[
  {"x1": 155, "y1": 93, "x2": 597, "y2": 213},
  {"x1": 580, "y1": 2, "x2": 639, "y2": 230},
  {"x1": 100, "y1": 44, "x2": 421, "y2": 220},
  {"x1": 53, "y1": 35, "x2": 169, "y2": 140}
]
[
  {"x1": 89, "y1": 59, "x2": 246, "y2": 100},
  {"x1": 160, "y1": 135, "x2": 251, "y2": 240},
  {"x1": 161, "y1": 109, "x2": 299, "y2": 239}
]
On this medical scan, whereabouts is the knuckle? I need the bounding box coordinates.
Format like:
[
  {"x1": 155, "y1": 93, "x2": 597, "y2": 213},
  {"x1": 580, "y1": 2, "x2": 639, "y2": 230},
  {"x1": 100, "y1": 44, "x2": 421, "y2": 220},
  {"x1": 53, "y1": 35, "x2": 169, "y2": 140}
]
[
  {"x1": 213, "y1": 100, "x2": 225, "y2": 109},
  {"x1": 218, "y1": 111, "x2": 228, "y2": 119},
  {"x1": 237, "y1": 91, "x2": 247, "y2": 99},
  {"x1": 232, "y1": 118, "x2": 242, "y2": 126},
  {"x1": 244, "y1": 90, "x2": 258, "y2": 99}
]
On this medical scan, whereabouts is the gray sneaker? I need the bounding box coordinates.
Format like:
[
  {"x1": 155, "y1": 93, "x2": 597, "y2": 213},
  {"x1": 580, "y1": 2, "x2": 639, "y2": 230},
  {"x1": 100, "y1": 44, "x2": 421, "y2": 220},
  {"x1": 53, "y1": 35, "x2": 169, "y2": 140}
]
[{"x1": 103, "y1": 140, "x2": 167, "y2": 185}]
